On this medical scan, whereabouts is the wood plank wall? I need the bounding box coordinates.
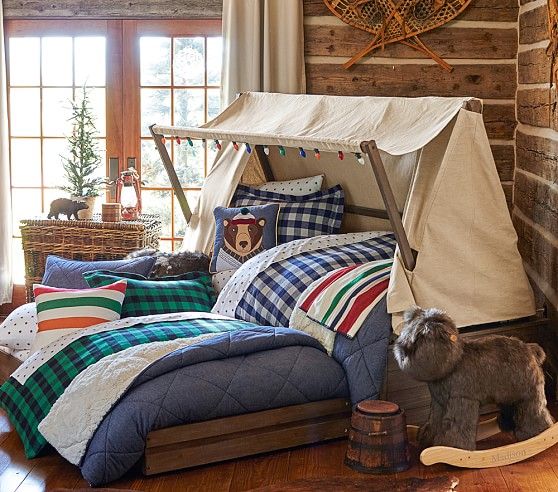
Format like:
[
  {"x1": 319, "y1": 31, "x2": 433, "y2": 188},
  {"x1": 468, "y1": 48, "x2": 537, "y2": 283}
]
[
  {"x1": 515, "y1": 0, "x2": 558, "y2": 312},
  {"x1": 303, "y1": 0, "x2": 518, "y2": 206}
]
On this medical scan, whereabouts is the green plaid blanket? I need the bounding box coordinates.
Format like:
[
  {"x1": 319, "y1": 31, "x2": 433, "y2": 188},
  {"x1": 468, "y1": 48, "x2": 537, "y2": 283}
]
[{"x1": 0, "y1": 318, "x2": 252, "y2": 458}]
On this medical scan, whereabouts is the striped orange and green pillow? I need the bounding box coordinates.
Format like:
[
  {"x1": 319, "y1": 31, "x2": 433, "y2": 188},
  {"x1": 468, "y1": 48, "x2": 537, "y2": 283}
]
[{"x1": 31, "y1": 281, "x2": 127, "y2": 352}]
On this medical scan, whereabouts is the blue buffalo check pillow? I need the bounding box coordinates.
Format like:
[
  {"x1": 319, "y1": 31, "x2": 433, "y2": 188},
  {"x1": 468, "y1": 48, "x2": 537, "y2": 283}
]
[
  {"x1": 83, "y1": 270, "x2": 216, "y2": 317},
  {"x1": 232, "y1": 184, "x2": 345, "y2": 244}
]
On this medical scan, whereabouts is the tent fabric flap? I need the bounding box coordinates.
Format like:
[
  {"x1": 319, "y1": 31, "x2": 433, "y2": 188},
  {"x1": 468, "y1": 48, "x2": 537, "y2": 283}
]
[
  {"x1": 152, "y1": 92, "x2": 475, "y2": 155},
  {"x1": 388, "y1": 109, "x2": 536, "y2": 333}
]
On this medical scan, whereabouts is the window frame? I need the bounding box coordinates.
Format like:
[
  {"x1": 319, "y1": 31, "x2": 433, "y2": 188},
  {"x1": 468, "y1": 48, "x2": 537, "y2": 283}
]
[
  {"x1": 121, "y1": 20, "x2": 221, "y2": 250},
  {"x1": 4, "y1": 18, "x2": 222, "y2": 291}
]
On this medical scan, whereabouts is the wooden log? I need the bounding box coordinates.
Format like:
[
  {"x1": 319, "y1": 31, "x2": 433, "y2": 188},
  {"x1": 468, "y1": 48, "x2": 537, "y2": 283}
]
[
  {"x1": 519, "y1": 5, "x2": 549, "y2": 45},
  {"x1": 516, "y1": 131, "x2": 558, "y2": 183},
  {"x1": 304, "y1": 25, "x2": 517, "y2": 60},
  {"x1": 514, "y1": 171, "x2": 558, "y2": 239},
  {"x1": 483, "y1": 104, "x2": 517, "y2": 140},
  {"x1": 517, "y1": 88, "x2": 551, "y2": 127},
  {"x1": 306, "y1": 63, "x2": 517, "y2": 99},
  {"x1": 491, "y1": 144, "x2": 515, "y2": 182},
  {"x1": 513, "y1": 212, "x2": 558, "y2": 294},
  {"x1": 2, "y1": 0, "x2": 223, "y2": 19},
  {"x1": 303, "y1": 0, "x2": 518, "y2": 22},
  {"x1": 518, "y1": 48, "x2": 552, "y2": 85}
]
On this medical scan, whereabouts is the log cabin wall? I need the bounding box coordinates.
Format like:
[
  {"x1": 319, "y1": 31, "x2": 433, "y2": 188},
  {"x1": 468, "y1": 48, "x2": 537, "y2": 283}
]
[
  {"x1": 515, "y1": 0, "x2": 558, "y2": 315},
  {"x1": 303, "y1": 0, "x2": 518, "y2": 207}
]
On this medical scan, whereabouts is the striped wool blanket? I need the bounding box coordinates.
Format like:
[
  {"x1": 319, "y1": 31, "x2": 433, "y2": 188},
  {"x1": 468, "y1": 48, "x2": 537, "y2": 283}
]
[{"x1": 290, "y1": 260, "x2": 392, "y2": 352}]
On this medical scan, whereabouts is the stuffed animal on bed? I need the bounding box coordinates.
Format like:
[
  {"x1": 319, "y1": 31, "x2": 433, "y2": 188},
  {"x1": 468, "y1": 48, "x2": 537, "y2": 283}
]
[
  {"x1": 393, "y1": 306, "x2": 554, "y2": 450},
  {"x1": 126, "y1": 248, "x2": 210, "y2": 277}
]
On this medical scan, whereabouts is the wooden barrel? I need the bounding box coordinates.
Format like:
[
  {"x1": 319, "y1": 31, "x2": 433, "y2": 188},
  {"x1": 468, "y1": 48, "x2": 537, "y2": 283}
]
[{"x1": 345, "y1": 400, "x2": 410, "y2": 474}]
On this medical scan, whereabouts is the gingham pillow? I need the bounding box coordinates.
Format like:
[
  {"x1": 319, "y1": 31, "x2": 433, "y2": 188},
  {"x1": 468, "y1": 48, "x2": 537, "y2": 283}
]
[
  {"x1": 231, "y1": 184, "x2": 345, "y2": 243},
  {"x1": 83, "y1": 271, "x2": 216, "y2": 317}
]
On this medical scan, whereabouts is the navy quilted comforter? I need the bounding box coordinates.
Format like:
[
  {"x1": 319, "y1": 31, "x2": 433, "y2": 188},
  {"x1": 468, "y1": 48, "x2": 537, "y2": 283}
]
[{"x1": 82, "y1": 300, "x2": 390, "y2": 485}]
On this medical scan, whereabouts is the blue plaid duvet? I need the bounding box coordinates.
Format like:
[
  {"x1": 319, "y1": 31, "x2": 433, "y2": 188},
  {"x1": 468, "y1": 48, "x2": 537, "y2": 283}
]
[{"x1": 236, "y1": 234, "x2": 397, "y2": 327}]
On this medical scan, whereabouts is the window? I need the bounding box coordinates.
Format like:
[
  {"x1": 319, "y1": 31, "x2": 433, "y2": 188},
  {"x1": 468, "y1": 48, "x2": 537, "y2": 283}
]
[
  {"x1": 136, "y1": 27, "x2": 222, "y2": 251},
  {"x1": 6, "y1": 20, "x2": 222, "y2": 282}
]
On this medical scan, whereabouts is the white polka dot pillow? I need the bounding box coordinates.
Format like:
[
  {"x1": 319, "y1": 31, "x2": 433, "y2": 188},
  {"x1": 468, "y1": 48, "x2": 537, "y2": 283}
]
[
  {"x1": 0, "y1": 303, "x2": 38, "y2": 350},
  {"x1": 256, "y1": 175, "x2": 323, "y2": 195}
]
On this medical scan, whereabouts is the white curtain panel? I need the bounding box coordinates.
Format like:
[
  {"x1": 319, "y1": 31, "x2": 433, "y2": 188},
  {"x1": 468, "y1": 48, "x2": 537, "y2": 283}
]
[
  {"x1": 0, "y1": 2, "x2": 12, "y2": 305},
  {"x1": 221, "y1": 0, "x2": 306, "y2": 107}
]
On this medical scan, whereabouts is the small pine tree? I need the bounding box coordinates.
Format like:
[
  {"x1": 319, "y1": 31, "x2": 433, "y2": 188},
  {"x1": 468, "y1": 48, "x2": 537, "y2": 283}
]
[{"x1": 60, "y1": 87, "x2": 104, "y2": 197}]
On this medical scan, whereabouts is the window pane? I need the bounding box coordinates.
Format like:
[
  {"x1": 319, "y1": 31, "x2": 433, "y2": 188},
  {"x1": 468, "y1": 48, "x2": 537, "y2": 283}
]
[
  {"x1": 12, "y1": 238, "x2": 25, "y2": 285},
  {"x1": 10, "y1": 88, "x2": 40, "y2": 136},
  {"x1": 141, "y1": 88, "x2": 171, "y2": 136},
  {"x1": 141, "y1": 139, "x2": 171, "y2": 188},
  {"x1": 173, "y1": 37, "x2": 204, "y2": 86},
  {"x1": 42, "y1": 37, "x2": 73, "y2": 86},
  {"x1": 10, "y1": 138, "x2": 41, "y2": 187},
  {"x1": 159, "y1": 240, "x2": 173, "y2": 252},
  {"x1": 174, "y1": 191, "x2": 199, "y2": 239},
  {"x1": 175, "y1": 140, "x2": 204, "y2": 187},
  {"x1": 43, "y1": 138, "x2": 67, "y2": 187},
  {"x1": 95, "y1": 138, "x2": 107, "y2": 186},
  {"x1": 140, "y1": 37, "x2": 171, "y2": 86},
  {"x1": 207, "y1": 37, "x2": 222, "y2": 86},
  {"x1": 75, "y1": 37, "x2": 106, "y2": 86},
  {"x1": 42, "y1": 88, "x2": 73, "y2": 137},
  {"x1": 207, "y1": 88, "x2": 221, "y2": 121},
  {"x1": 141, "y1": 190, "x2": 171, "y2": 237},
  {"x1": 174, "y1": 89, "x2": 205, "y2": 127},
  {"x1": 9, "y1": 38, "x2": 40, "y2": 86},
  {"x1": 12, "y1": 189, "x2": 42, "y2": 235}
]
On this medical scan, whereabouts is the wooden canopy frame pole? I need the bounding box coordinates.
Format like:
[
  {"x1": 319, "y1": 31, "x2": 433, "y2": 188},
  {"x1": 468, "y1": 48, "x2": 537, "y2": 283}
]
[
  {"x1": 149, "y1": 124, "x2": 192, "y2": 224},
  {"x1": 361, "y1": 140, "x2": 416, "y2": 271}
]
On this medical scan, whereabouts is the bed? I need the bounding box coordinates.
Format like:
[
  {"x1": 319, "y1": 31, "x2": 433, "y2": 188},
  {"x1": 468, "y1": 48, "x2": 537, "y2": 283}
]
[{"x1": 0, "y1": 94, "x2": 543, "y2": 486}]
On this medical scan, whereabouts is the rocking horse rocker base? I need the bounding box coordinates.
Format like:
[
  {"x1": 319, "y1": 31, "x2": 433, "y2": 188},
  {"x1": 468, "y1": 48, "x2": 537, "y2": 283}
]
[{"x1": 408, "y1": 418, "x2": 558, "y2": 469}]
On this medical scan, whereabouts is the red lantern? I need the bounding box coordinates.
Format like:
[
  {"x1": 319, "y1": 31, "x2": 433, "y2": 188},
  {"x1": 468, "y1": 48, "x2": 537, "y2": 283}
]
[{"x1": 115, "y1": 168, "x2": 142, "y2": 221}]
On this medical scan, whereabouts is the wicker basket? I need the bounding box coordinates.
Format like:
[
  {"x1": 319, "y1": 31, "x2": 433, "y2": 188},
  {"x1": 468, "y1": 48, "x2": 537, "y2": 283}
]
[{"x1": 20, "y1": 214, "x2": 161, "y2": 301}]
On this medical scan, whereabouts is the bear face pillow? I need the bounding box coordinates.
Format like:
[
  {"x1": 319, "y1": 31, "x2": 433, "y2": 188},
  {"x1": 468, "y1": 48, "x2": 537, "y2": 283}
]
[{"x1": 211, "y1": 204, "x2": 280, "y2": 273}]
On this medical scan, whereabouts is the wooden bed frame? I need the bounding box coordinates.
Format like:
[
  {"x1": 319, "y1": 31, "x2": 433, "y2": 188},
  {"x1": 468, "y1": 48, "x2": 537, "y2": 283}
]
[{"x1": 0, "y1": 314, "x2": 553, "y2": 476}]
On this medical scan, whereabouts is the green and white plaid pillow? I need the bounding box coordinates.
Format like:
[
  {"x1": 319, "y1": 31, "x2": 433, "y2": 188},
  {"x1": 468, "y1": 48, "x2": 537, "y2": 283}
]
[{"x1": 83, "y1": 271, "x2": 216, "y2": 317}]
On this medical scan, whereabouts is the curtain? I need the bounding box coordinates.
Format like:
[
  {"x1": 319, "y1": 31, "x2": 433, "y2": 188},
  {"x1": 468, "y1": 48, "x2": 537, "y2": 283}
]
[
  {"x1": 0, "y1": 2, "x2": 12, "y2": 305},
  {"x1": 221, "y1": 0, "x2": 306, "y2": 107}
]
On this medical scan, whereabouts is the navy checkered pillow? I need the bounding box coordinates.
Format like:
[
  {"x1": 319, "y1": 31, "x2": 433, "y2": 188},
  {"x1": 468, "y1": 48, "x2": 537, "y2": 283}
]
[
  {"x1": 231, "y1": 184, "x2": 345, "y2": 243},
  {"x1": 83, "y1": 270, "x2": 216, "y2": 317}
]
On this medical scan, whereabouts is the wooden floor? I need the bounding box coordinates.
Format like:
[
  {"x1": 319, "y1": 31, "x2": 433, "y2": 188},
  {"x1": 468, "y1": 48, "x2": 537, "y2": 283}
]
[{"x1": 3, "y1": 410, "x2": 558, "y2": 491}]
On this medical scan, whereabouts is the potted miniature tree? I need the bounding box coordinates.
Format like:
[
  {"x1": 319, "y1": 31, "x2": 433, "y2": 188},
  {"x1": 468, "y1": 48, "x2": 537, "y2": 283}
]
[{"x1": 60, "y1": 87, "x2": 104, "y2": 219}]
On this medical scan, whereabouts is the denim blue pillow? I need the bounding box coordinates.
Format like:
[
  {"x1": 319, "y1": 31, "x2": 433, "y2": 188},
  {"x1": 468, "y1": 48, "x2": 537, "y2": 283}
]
[
  {"x1": 42, "y1": 255, "x2": 156, "y2": 289},
  {"x1": 211, "y1": 204, "x2": 280, "y2": 273}
]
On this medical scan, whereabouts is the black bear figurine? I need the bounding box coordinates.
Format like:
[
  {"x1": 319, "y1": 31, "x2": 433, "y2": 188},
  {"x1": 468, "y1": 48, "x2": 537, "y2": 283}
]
[{"x1": 47, "y1": 198, "x2": 89, "y2": 220}]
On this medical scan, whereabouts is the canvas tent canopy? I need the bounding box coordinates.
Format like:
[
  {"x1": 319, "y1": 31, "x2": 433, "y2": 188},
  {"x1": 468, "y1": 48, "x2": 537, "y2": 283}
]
[{"x1": 151, "y1": 92, "x2": 535, "y2": 333}]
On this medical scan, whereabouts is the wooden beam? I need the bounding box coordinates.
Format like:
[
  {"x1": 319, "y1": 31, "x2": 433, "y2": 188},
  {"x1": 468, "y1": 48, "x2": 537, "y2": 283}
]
[
  {"x1": 3, "y1": 0, "x2": 223, "y2": 19},
  {"x1": 150, "y1": 125, "x2": 192, "y2": 224},
  {"x1": 345, "y1": 205, "x2": 391, "y2": 221},
  {"x1": 254, "y1": 145, "x2": 275, "y2": 182},
  {"x1": 361, "y1": 141, "x2": 416, "y2": 271}
]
